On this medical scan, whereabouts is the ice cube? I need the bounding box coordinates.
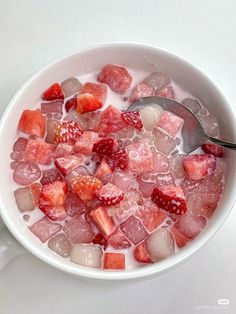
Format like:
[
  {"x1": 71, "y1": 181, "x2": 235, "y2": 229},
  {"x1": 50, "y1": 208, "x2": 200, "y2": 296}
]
[
  {"x1": 29, "y1": 217, "x2": 62, "y2": 243},
  {"x1": 48, "y1": 233, "x2": 71, "y2": 257},
  {"x1": 182, "y1": 98, "x2": 201, "y2": 114},
  {"x1": 64, "y1": 110, "x2": 88, "y2": 130},
  {"x1": 215, "y1": 158, "x2": 226, "y2": 177},
  {"x1": 108, "y1": 228, "x2": 131, "y2": 249},
  {"x1": 115, "y1": 191, "x2": 141, "y2": 222},
  {"x1": 156, "y1": 173, "x2": 175, "y2": 186},
  {"x1": 61, "y1": 77, "x2": 82, "y2": 98},
  {"x1": 41, "y1": 100, "x2": 63, "y2": 114},
  {"x1": 64, "y1": 192, "x2": 87, "y2": 217},
  {"x1": 152, "y1": 150, "x2": 170, "y2": 173},
  {"x1": 63, "y1": 216, "x2": 95, "y2": 244},
  {"x1": 40, "y1": 168, "x2": 63, "y2": 185},
  {"x1": 14, "y1": 187, "x2": 35, "y2": 212},
  {"x1": 10, "y1": 151, "x2": 24, "y2": 162},
  {"x1": 198, "y1": 114, "x2": 220, "y2": 137},
  {"x1": 154, "y1": 128, "x2": 176, "y2": 155},
  {"x1": 174, "y1": 213, "x2": 206, "y2": 239},
  {"x1": 157, "y1": 111, "x2": 184, "y2": 138},
  {"x1": 140, "y1": 106, "x2": 162, "y2": 131},
  {"x1": 138, "y1": 180, "x2": 156, "y2": 197},
  {"x1": 45, "y1": 119, "x2": 57, "y2": 144},
  {"x1": 143, "y1": 72, "x2": 171, "y2": 91},
  {"x1": 71, "y1": 244, "x2": 103, "y2": 268},
  {"x1": 170, "y1": 154, "x2": 186, "y2": 179},
  {"x1": 111, "y1": 171, "x2": 136, "y2": 191},
  {"x1": 120, "y1": 215, "x2": 148, "y2": 244},
  {"x1": 13, "y1": 137, "x2": 28, "y2": 152}
]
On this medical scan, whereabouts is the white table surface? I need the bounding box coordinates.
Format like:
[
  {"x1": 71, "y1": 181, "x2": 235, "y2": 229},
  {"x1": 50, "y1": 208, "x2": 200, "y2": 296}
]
[{"x1": 0, "y1": 0, "x2": 236, "y2": 313}]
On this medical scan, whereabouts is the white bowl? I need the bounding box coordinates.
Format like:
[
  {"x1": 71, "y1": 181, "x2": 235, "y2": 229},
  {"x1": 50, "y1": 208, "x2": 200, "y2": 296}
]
[{"x1": 0, "y1": 43, "x2": 235, "y2": 281}]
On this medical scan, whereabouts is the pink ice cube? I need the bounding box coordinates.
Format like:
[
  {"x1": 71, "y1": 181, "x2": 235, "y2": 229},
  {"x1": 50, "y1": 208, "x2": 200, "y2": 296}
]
[
  {"x1": 48, "y1": 233, "x2": 72, "y2": 257},
  {"x1": 40, "y1": 168, "x2": 63, "y2": 185},
  {"x1": 45, "y1": 119, "x2": 57, "y2": 144},
  {"x1": 152, "y1": 151, "x2": 170, "y2": 173},
  {"x1": 143, "y1": 72, "x2": 170, "y2": 92},
  {"x1": 120, "y1": 215, "x2": 148, "y2": 244},
  {"x1": 115, "y1": 191, "x2": 141, "y2": 222},
  {"x1": 30, "y1": 216, "x2": 62, "y2": 243},
  {"x1": 111, "y1": 170, "x2": 136, "y2": 191},
  {"x1": 41, "y1": 100, "x2": 63, "y2": 114},
  {"x1": 170, "y1": 154, "x2": 186, "y2": 179},
  {"x1": 64, "y1": 192, "x2": 87, "y2": 217},
  {"x1": 14, "y1": 187, "x2": 35, "y2": 212},
  {"x1": 174, "y1": 213, "x2": 206, "y2": 239},
  {"x1": 63, "y1": 216, "x2": 95, "y2": 244},
  {"x1": 53, "y1": 143, "x2": 74, "y2": 158},
  {"x1": 74, "y1": 131, "x2": 99, "y2": 155},
  {"x1": 154, "y1": 128, "x2": 176, "y2": 155},
  {"x1": 157, "y1": 111, "x2": 184, "y2": 138},
  {"x1": 61, "y1": 77, "x2": 82, "y2": 98},
  {"x1": 13, "y1": 137, "x2": 28, "y2": 152},
  {"x1": 71, "y1": 244, "x2": 103, "y2": 268},
  {"x1": 129, "y1": 83, "x2": 155, "y2": 103},
  {"x1": 155, "y1": 173, "x2": 175, "y2": 186}
]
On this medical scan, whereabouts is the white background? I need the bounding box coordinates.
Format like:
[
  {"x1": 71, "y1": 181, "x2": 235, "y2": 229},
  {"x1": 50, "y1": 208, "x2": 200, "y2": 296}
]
[{"x1": 0, "y1": 0, "x2": 236, "y2": 313}]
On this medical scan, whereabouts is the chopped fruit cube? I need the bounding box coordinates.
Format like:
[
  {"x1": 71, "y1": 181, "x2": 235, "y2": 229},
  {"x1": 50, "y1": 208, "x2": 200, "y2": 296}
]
[
  {"x1": 24, "y1": 138, "x2": 55, "y2": 165},
  {"x1": 61, "y1": 77, "x2": 82, "y2": 98},
  {"x1": 93, "y1": 105, "x2": 126, "y2": 136},
  {"x1": 42, "y1": 83, "x2": 64, "y2": 100},
  {"x1": 92, "y1": 233, "x2": 108, "y2": 249},
  {"x1": 96, "y1": 182, "x2": 124, "y2": 206},
  {"x1": 13, "y1": 137, "x2": 28, "y2": 152},
  {"x1": 65, "y1": 97, "x2": 77, "y2": 112},
  {"x1": 126, "y1": 140, "x2": 155, "y2": 174},
  {"x1": 18, "y1": 109, "x2": 46, "y2": 137},
  {"x1": 92, "y1": 138, "x2": 116, "y2": 157},
  {"x1": 154, "y1": 128, "x2": 176, "y2": 155},
  {"x1": 133, "y1": 242, "x2": 152, "y2": 263},
  {"x1": 121, "y1": 111, "x2": 143, "y2": 131},
  {"x1": 104, "y1": 252, "x2": 125, "y2": 270},
  {"x1": 97, "y1": 64, "x2": 132, "y2": 94},
  {"x1": 156, "y1": 85, "x2": 175, "y2": 99},
  {"x1": 151, "y1": 185, "x2": 187, "y2": 215},
  {"x1": 202, "y1": 142, "x2": 224, "y2": 158},
  {"x1": 64, "y1": 192, "x2": 87, "y2": 216},
  {"x1": 14, "y1": 187, "x2": 35, "y2": 212},
  {"x1": 146, "y1": 228, "x2": 175, "y2": 262},
  {"x1": 174, "y1": 213, "x2": 206, "y2": 240},
  {"x1": 39, "y1": 181, "x2": 68, "y2": 206},
  {"x1": 39, "y1": 204, "x2": 66, "y2": 221},
  {"x1": 53, "y1": 143, "x2": 74, "y2": 158},
  {"x1": 95, "y1": 159, "x2": 112, "y2": 182},
  {"x1": 63, "y1": 216, "x2": 95, "y2": 243},
  {"x1": 41, "y1": 100, "x2": 63, "y2": 114},
  {"x1": 55, "y1": 155, "x2": 83, "y2": 175},
  {"x1": 74, "y1": 131, "x2": 99, "y2": 155},
  {"x1": 80, "y1": 82, "x2": 107, "y2": 103},
  {"x1": 107, "y1": 149, "x2": 128, "y2": 171},
  {"x1": 71, "y1": 175, "x2": 102, "y2": 201},
  {"x1": 90, "y1": 206, "x2": 116, "y2": 236},
  {"x1": 76, "y1": 94, "x2": 102, "y2": 114},
  {"x1": 111, "y1": 170, "x2": 135, "y2": 191},
  {"x1": 157, "y1": 111, "x2": 184, "y2": 138},
  {"x1": 129, "y1": 83, "x2": 155, "y2": 103},
  {"x1": 54, "y1": 120, "x2": 83, "y2": 143},
  {"x1": 120, "y1": 215, "x2": 148, "y2": 244},
  {"x1": 48, "y1": 233, "x2": 71, "y2": 257},
  {"x1": 71, "y1": 244, "x2": 102, "y2": 268},
  {"x1": 143, "y1": 71, "x2": 170, "y2": 92},
  {"x1": 30, "y1": 182, "x2": 42, "y2": 206},
  {"x1": 13, "y1": 161, "x2": 41, "y2": 186},
  {"x1": 45, "y1": 119, "x2": 57, "y2": 144},
  {"x1": 171, "y1": 226, "x2": 188, "y2": 248},
  {"x1": 108, "y1": 228, "x2": 131, "y2": 249},
  {"x1": 182, "y1": 154, "x2": 216, "y2": 180},
  {"x1": 30, "y1": 216, "x2": 62, "y2": 243},
  {"x1": 65, "y1": 165, "x2": 90, "y2": 187}
]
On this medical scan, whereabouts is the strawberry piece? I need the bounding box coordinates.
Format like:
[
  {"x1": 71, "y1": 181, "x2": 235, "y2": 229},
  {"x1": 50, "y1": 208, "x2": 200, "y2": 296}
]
[
  {"x1": 30, "y1": 182, "x2": 42, "y2": 206},
  {"x1": 95, "y1": 159, "x2": 112, "y2": 182},
  {"x1": 18, "y1": 109, "x2": 46, "y2": 137},
  {"x1": 121, "y1": 111, "x2": 143, "y2": 131},
  {"x1": 157, "y1": 111, "x2": 184, "y2": 138},
  {"x1": 71, "y1": 175, "x2": 102, "y2": 201},
  {"x1": 129, "y1": 83, "x2": 155, "y2": 103},
  {"x1": 42, "y1": 83, "x2": 64, "y2": 100},
  {"x1": 104, "y1": 252, "x2": 125, "y2": 270},
  {"x1": 54, "y1": 120, "x2": 83, "y2": 143},
  {"x1": 80, "y1": 82, "x2": 107, "y2": 103},
  {"x1": 97, "y1": 64, "x2": 132, "y2": 94},
  {"x1": 90, "y1": 206, "x2": 115, "y2": 236},
  {"x1": 76, "y1": 94, "x2": 102, "y2": 114},
  {"x1": 151, "y1": 185, "x2": 187, "y2": 215},
  {"x1": 24, "y1": 138, "x2": 55, "y2": 165},
  {"x1": 92, "y1": 233, "x2": 108, "y2": 249},
  {"x1": 64, "y1": 192, "x2": 87, "y2": 217},
  {"x1": 39, "y1": 204, "x2": 66, "y2": 221},
  {"x1": 92, "y1": 138, "x2": 115, "y2": 157},
  {"x1": 39, "y1": 181, "x2": 68, "y2": 206},
  {"x1": 74, "y1": 131, "x2": 99, "y2": 155},
  {"x1": 65, "y1": 97, "x2": 77, "y2": 112},
  {"x1": 108, "y1": 228, "x2": 131, "y2": 249},
  {"x1": 107, "y1": 149, "x2": 128, "y2": 171},
  {"x1": 202, "y1": 142, "x2": 224, "y2": 158},
  {"x1": 120, "y1": 216, "x2": 148, "y2": 244},
  {"x1": 182, "y1": 154, "x2": 216, "y2": 181},
  {"x1": 55, "y1": 155, "x2": 83, "y2": 175},
  {"x1": 156, "y1": 85, "x2": 175, "y2": 99},
  {"x1": 96, "y1": 183, "x2": 124, "y2": 206},
  {"x1": 171, "y1": 226, "x2": 189, "y2": 248},
  {"x1": 133, "y1": 242, "x2": 152, "y2": 263}
]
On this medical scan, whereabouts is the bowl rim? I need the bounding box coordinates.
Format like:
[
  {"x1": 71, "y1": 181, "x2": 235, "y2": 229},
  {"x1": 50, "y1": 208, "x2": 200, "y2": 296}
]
[{"x1": 0, "y1": 41, "x2": 236, "y2": 281}]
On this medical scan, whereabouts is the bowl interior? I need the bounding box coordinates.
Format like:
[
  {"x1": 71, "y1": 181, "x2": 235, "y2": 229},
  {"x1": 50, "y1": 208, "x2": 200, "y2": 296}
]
[{"x1": 0, "y1": 43, "x2": 236, "y2": 280}]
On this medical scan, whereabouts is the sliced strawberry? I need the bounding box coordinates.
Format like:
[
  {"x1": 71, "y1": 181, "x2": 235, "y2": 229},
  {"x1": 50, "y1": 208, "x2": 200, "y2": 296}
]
[
  {"x1": 39, "y1": 181, "x2": 68, "y2": 206},
  {"x1": 104, "y1": 252, "x2": 125, "y2": 270},
  {"x1": 96, "y1": 183, "x2": 124, "y2": 206},
  {"x1": 171, "y1": 226, "x2": 189, "y2": 248},
  {"x1": 90, "y1": 206, "x2": 115, "y2": 236},
  {"x1": 182, "y1": 154, "x2": 216, "y2": 181},
  {"x1": 107, "y1": 148, "x2": 128, "y2": 171},
  {"x1": 24, "y1": 138, "x2": 55, "y2": 165},
  {"x1": 202, "y1": 142, "x2": 224, "y2": 158},
  {"x1": 151, "y1": 185, "x2": 187, "y2": 215},
  {"x1": 92, "y1": 233, "x2": 108, "y2": 249},
  {"x1": 95, "y1": 159, "x2": 112, "y2": 182},
  {"x1": 121, "y1": 111, "x2": 143, "y2": 131},
  {"x1": 71, "y1": 175, "x2": 102, "y2": 201},
  {"x1": 108, "y1": 228, "x2": 131, "y2": 249},
  {"x1": 30, "y1": 182, "x2": 42, "y2": 206},
  {"x1": 18, "y1": 109, "x2": 46, "y2": 137},
  {"x1": 92, "y1": 138, "x2": 115, "y2": 157},
  {"x1": 55, "y1": 155, "x2": 83, "y2": 175},
  {"x1": 133, "y1": 242, "x2": 152, "y2": 263},
  {"x1": 54, "y1": 120, "x2": 83, "y2": 143},
  {"x1": 39, "y1": 204, "x2": 66, "y2": 221},
  {"x1": 42, "y1": 83, "x2": 64, "y2": 100},
  {"x1": 74, "y1": 131, "x2": 99, "y2": 155},
  {"x1": 80, "y1": 82, "x2": 107, "y2": 103},
  {"x1": 129, "y1": 83, "x2": 155, "y2": 103},
  {"x1": 65, "y1": 97, "x2": 77, "y2": 112},
  {"x1": 76, "y1": 94, "x2": 102, "y2": 114}
]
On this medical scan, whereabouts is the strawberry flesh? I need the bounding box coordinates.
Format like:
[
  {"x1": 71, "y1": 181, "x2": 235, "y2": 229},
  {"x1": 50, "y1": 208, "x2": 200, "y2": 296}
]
[
  {"x1": 71, "y1": 175, "x2": 102, "y2": 201},
  {"x1": 54, "y1": 120, "x2": 83, "y2": 143},
  {"x1": 96, "y1": 182, "x2": 124, "y2": 206},
  {"x1": 42, "y1": 83, "x2": 64, "y2": 100},
  {"x1": 121, "y1": 111, "x2": 143, "y2": 131},
  {"x1": 90, "y1": 206, "x2": 115, "y2": 236},
  {"x1": 182, "y1": 154, "x2": 216, "y2": 180},
  {"x1": 202, "y1": 142, "x2": 224, "y2": 158}
]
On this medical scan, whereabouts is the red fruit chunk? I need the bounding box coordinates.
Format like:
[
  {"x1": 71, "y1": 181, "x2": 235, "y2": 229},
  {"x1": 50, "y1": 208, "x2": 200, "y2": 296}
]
[
  {"x1": 92, "y1": 138, "x2": 115, "y2": 158},
  {"x1": 54, "y1": 120, "x2": 83, "y2": 143},
  {"x1": 157, "y1": 111, "x2": 184, "y2": 138},
  {"x1": 95, "y1": 159, "x2": 112, "y2": 182},
  {"x1": 76, "y1": 94, "x2": 102, "y2": 114},
  {"x1": 39, "y1": 204, "x2": 66, "y2": 221},
  {"x1": 90, "y1": 206, "x2": 115, "y2": 236},
  {"x1": 65, "y1": 97, "x2": 77, "y2": 112},
  {"x1": 30, "y1": 216, "x2": 62, "y2": 243},
  {"x1": 64, "y1": 192, "x2": 87, "y2": 217},
  {"x1": 42, "y1": 83, "x2": 64, "y2": 101},
  {"x1": 40, "y1": 168, "x2": 62, "y2": 185},
  {"x1": 182, "y1": 154, "x2": 216, "y2": 180},
  {"x1": 107, "y1": 149, "x2": 128, "y2": 171},
  {"x1": 93, "y1": 105, "x2": 126, "y2": 136},
  {"x1": 96, "y1": 183, "x2": 124, "y2": 206},
  {"x1": 63, "y1": 216, "x2": 95, "y2": 244},
  {"x1": 104, "y1": 252, "x2": 125, "y2": 270},
  {"x1": 30, "y1": 182, "x2": 42, "y2": 206},
  {"x1": 133, "y1": 242, "x2": 152, "y2": 263},
  {"x1": 39, "y1": 181, "x2": 68, "y2": 206},
  {"x1": 108, "y1": 228, "x2": 131, "y2": 249},
  {"x1": 129, "y1": 83, "x2": 155, "y2": 103},
  {"x1": 121, "y1": 111, "x2": 143, "y2": 131},
  {"x1": 156, "y1": 86, "x2": 175, "y2": 99},
  {"x1": 126, "y1": 140, "x2": 154, "y2": 174},
  {"x1": 41, "y1": 100, "x2": 63, "y2": 114},
  {"x1": 171, "y1": 226, "x2": 188, "y2": 248},
  {"x1": 80, "y1": 82, "x2": 107, "y2": 103},
  {"x1": 14, "y1": 187, "x2": 35, "y2": 212},
  {"x1": 120, "y1": 215, "x2": 148, "y2": 244},
  {"x1": 13, "y1": 161, "x2": 41, "y2": 186},
  {"x1": 13, "y1": 137, "x2": 28, "y2": 152},
  {"x1": 97, "y1": 64, "x2": 132, "y2": 94},
  {"x1": 74, "y1": 131, "x2": 99, "y2": 155},
  {"x1": 24, "y1": 138, "x2": 55, "y2": 165},
  {"x1": 152, "y1": 185, "x2": 187, "y2": 215},
  {"x1": 18, "y1": 109, "x2": 46, "y2": 137},
  {"x1": 202, "y1": 142, "x2": 224, "y2": 158},
  {"x1": 71, "y1": 175, "x2": 102, "y2": 200},
  {"x1": 55, "y1": 155, "x2": 83, "y2": 175},
  {"x1": 174, "y1": 213, "x2": 206, "y2": 240},
  {"x1": 92, "y1": 233, "x2": 108, "y2": 249}
]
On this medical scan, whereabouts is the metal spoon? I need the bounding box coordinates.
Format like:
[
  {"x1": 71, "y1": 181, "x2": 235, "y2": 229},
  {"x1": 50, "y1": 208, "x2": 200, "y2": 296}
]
[{"x1": 127, "y1": 96, "x2": 236, "y2": 154}]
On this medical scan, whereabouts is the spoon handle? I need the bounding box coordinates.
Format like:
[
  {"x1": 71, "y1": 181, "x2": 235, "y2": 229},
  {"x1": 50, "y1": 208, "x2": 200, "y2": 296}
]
[{"x1": 209, "y1": 137, "x2": 236, "y2": 150}]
